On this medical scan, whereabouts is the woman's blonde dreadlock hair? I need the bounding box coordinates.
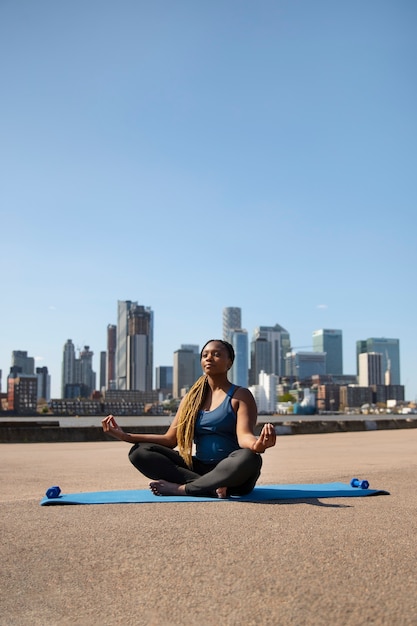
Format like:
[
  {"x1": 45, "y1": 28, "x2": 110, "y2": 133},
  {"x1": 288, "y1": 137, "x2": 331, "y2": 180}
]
[
  {"x1": 175, "y1": 339, "x2": 235, "y2": 469},
  {"x1": 176, "y1": 375, "x2": 208, "y2": 468}
]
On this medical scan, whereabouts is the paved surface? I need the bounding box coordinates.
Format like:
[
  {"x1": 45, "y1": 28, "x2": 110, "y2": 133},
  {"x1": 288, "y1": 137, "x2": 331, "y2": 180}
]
[{"x1": 1, "y1": 430, "x2": 416, "y2": 626}]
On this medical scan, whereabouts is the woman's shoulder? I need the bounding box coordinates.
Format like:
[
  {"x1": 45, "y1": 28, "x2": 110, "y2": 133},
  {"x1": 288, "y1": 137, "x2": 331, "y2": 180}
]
[{"x1": 232, "y1": 386, "x2": 255, "y2": 402}]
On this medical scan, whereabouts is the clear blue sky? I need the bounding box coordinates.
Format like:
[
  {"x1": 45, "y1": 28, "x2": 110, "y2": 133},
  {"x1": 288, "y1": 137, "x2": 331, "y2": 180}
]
[{"x1": 1, "y1": 1, "x2": 416, "y2": 400}]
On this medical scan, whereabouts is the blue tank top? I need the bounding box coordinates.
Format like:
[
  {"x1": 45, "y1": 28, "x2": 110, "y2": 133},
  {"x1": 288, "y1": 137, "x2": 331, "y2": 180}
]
[{"x1": 194, "y1": 385, "x2": 240, "y2": 463}]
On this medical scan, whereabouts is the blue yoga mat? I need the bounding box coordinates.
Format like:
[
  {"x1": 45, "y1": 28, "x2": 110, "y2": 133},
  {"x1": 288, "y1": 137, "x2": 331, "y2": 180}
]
[{"x1": 40, "y1": 482, "x2": 389, "y2": 505}]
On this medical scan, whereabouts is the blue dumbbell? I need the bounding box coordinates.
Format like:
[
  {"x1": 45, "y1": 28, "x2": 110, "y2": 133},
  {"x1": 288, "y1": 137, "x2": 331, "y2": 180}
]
[
  {"x1": 46, "y1": 486, "x2": 61, "y2": 499},
  {"x1": 350, "y1": 478, "x2": 369, "y2": 490}
]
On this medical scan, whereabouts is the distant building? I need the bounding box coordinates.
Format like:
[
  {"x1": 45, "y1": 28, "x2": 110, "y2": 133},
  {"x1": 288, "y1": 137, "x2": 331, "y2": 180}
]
[
  {"x1": 11, "y1": 351, "x2": 35, "y2": 375},
  {"x1": 99, "y1": 351, "x2": 106, "y2": 391},
  {"x1": 106, "y1": 324, "x2": 117, "y2": 389},
  {"x1": 249, "y1": 370, "x2": 278, "y2": 414},
  {"x1": 126, "y1": 304, "x2": 154, "y2": 392},
  {"x1": 173, "y1": 346, "x2": 200, "y2": 398},
  {"x1": 340, "y1": 385, "x2": 373, "y2": 409},
  {"x1": 76, "y1": 346, "x2": 96, "y2": 396},
  {"x1": 64, "y1": 383, "x2": 91, "y2": 399},
  {"x1": 372, "y1": 385, "x2": 405, "y2": 404},
  {"x1": 61, "y1": 339, "x2": 76, "y2": 398},
  {"x1": 61, "y1": 340, "x2": 96, "y2": 399},
  {"x1": 116, "y1": 300, "x2": 137, "y2": 390},
  {"x1": 330, "y1": 374, "x2": 358, "y2": 386},
  {"x1": 116, "y1": 302, "x2": 154, "y2": 392},
  {"x1": 7, "y1": 375, "x2": 38, "y2": 414},
  {"x1": 312, "y1": 329, "x2": 343, "y2": 376},
  {"x1": 223, "y1": 307, "x2": 242, "y2": 343},
  {"x1": 36, "y1": 366, "x2": 51, "y2": 401},
  {"x1": 316, "y1": 384, "x2": 341, "y2": 412},
  {"x1": 250, "y1": 324, "x2": 291, "y2": 384},
  {"x1": 155, "y1": 366, "x2": 173, "y2": 398},
  {"x1": 104, "y1": 389, "x2": 159, "y2": 405},
  {"x1": 229, "y1": 329, "x2": 249, "y2": 387},
  {"x1": 356, "y1": 338, "x2": 400, "y2": 385},
  {"x1": 285, "y1": 351, "x2": 326, "y2": 381},
  {"x1": 358, "y1": 352, "x2": 383, "y2": 386}
]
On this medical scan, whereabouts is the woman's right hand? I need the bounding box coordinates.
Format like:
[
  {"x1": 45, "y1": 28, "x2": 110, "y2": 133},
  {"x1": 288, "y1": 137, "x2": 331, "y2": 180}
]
[{"x1": 101, "y1": 415, "x2": 126, "y2": 440}]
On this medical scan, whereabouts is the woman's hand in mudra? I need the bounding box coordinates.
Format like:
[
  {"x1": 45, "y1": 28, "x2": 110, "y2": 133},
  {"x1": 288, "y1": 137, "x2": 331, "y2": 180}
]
[
  {"x1": 101, "y1": 415, "x2": 126, "y2": 440},
  {"x1": 252, "y1": 423, "x2": 276, "y2": 453}
]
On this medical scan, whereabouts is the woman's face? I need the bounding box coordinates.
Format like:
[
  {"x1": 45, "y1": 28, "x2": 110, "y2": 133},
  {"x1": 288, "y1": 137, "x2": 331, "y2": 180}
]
[{"x1": 200, "y1": 341, "x2": 232, "y2": 375}]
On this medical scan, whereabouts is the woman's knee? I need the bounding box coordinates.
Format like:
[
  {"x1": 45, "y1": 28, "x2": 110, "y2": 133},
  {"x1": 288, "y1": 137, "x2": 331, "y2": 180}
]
[
  {"x1": 128, "y1": 442, "x2": 148, "y2": 466},
  {"x1": 231, "y1": 448, "x2": 263, "y2": 471}
]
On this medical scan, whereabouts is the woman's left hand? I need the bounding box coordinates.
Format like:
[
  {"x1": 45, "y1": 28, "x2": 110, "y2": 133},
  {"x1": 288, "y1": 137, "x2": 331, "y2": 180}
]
[{"x1": 253, "y1": 423, "x2": 276, "y2": 453}]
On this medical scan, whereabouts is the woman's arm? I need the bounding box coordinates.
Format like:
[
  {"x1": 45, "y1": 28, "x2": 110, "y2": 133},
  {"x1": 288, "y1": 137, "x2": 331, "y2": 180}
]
[
  {"x1": 101, "y1": 413, "x2": 178, "y2": 448},
  {"x1": 234, "y1": 388, "x2": 276, "y2": 453}
]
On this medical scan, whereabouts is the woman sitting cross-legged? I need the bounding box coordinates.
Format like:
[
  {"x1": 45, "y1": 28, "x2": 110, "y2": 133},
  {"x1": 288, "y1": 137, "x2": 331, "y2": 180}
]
[{"x1": 101, "y1": 339, "x2": 276, "y2": 498}]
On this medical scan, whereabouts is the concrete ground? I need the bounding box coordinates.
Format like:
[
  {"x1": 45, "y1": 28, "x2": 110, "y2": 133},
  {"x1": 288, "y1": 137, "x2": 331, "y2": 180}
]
[{"x1": 1, "y1": 430, "x2": 416, "y2": 626}]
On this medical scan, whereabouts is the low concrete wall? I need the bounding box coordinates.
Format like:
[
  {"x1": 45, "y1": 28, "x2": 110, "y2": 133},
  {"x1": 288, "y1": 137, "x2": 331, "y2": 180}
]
[
  {"x1": 273, "y1": 418, "x2": 417, "y2": 436},
  {"x1": 1, "y1": 418, "x2": 416, "y2": 443},
  {"x1": 0, "y1": 424, "x2": 168, "y2": 443}
]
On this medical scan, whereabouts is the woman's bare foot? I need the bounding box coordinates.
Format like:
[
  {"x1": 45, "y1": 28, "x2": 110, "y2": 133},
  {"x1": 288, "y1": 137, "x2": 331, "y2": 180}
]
[
  {"x1": 149, "y1": 480, "x2": 186, "y2": 496},
  {"x1": 216, "y1": 487, "x2": 228, "y2": 499}
]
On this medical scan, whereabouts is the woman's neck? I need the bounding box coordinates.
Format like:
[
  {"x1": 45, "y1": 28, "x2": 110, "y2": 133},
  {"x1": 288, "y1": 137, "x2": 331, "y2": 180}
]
[{"x1": 206, "y1": 374, "x2": 230, "y2": 391}]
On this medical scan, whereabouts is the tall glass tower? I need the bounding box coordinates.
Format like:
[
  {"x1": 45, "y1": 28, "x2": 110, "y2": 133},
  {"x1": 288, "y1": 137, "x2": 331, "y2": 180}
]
[
  {"x1": 173, "y1": 346, "x2": 200, "y2": 398},
  {"x1": 312, "y1": 329, "x2": 343, "y2": 376},
  {"x1": 116, "y1": 300, "x2": 137, "y2": 390},
  {"x1": 36, "y1": 366, "x2": 51, "y2": 401},
  {"x1": 250, "y1": 324, "x2": 291, "y2": 384},
  {"x1": 76, "y1": 345, "x2": 96, "y2": 396},
  {"x1": 230, "y1": 329, "x2": 249, "y2": 387},
  {"x1": 126, "y1": 304, "x2": 154, "y2": 392},
  {"x1": 223, "y1": 307, "x2": 242, "y2": 343},
  {"x1": 106, "y1": 324, "x2": 117, "y2": 389},
  {"x1": 61, "y1": 339, "x2": 75, "y2": 398}
]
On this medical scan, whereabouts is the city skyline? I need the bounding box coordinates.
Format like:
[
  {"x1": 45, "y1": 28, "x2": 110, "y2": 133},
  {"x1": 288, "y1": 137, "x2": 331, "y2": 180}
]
[
  {"x1": 1, "y1": 3, "x2": 416, "y2": 401},
  {"x1": 0, "y1": 304, "x2": 410, "y2": 400}
]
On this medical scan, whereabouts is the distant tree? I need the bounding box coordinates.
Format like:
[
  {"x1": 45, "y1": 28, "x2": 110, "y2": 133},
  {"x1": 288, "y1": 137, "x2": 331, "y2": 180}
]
[
  {"x1": 162, "y1": 398, "x2": 181, "y2": 413},
  {"x1": 278, "y1": 393, "x2": 296, "y2": 404}
]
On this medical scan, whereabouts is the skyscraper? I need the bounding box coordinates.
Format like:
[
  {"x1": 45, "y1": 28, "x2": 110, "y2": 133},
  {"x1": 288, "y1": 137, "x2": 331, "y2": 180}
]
[
  {"x1": 250, "y1": 324, "x2": 291, "y2": 384},
  {"x1": 155, "y1": 366, "x2": 173, "y2": 397},
  {"x1": 285, "y1": 351, "x2": 326, "y2": 380},
  {"x1": 99, "y1": 351, "x2": 106, "y2": 391},
  {"x1": 358, "y1": 352, "x2": 383, "y2": 386},
  {"x1": 312, "y1": 329, "x2": 343, "y2": 376},
  {"x1": 106, "y1": 324, "x2": 116, "y2": 389},
  {"x1": 61, "y1": 340, "x2": 96, "y2": 398},
  {"x1": 11, "y1": 351, "x2": 35, "y2": 375},
  {"x1": 229, "y1": 329, "x2": 249, "y2": 387},
  {"x1": 116, "y1": 300, "x2": 137, "y2": 390},
  {"x1": 61, "y1": 339, "x2": 75, "y2": 398},
  {"x1": 223, "y1": 307, "x2": 242, "y2": 343},
  {"x1": 36, "y1": 366, "x2": 51, "y2": 401},
  {"x1": 356, "y1": 338, "x2": 400, "y2": 385},
  {"x1": 75, "y1": 346, "x2": 96, "y2": 396},
  {"x1": 126, "y1": 304, "x2": 154, "y2": 392},
  {"x1": 173, "y1": 346, "x2": 200, "y2": 398}
]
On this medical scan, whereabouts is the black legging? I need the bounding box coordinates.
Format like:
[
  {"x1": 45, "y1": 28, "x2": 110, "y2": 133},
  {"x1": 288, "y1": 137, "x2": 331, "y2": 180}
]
[{"x1": 128, "y1": 443, "x2": 262, "y2": 497}]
